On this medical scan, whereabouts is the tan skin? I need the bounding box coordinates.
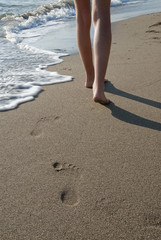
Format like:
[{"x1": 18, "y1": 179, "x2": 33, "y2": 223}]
[{"x1": 74, "y1": 0, "x2": 111, "y2": 104}]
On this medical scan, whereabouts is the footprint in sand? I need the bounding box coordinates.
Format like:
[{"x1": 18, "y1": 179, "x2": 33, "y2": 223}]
[
  {"x1": 95, "y1": 197, "x2": 126, "y2": 216},
  {"x1": 31, "y1": 115, "x2": 60, "y2": 137},
  {"x1": 135, "y1": 211, "x2": 161, "y2": 239},
  {"x1": 149, "y1": 21, "x2": 161, "y2": 28},
  {"x1": 53, "y1": 162, "x2": 81, "y2": 206},
  {"x1": 146, "y1": 21, "x2": 161, "y2": 42},
  {"x1": 144, "y1": 212, "x2": 161, "y2": 228},
  {"x1": 60, "y1": 187, "x2": 79, "y2": 206},
  {"x1": 52, "y1": 162, "x2": 80, "y2": 177},
  {"x1": 137, "y1": 227, "x2": 161, "y2": 240}
]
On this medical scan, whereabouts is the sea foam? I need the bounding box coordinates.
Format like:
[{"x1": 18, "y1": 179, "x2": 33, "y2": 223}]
[
  {"x1": 0, "y1": 0, "x2": 74, "y2": 111},
  {"x1": 0, "y1": 0, "x2": 159, "y2": 111}
]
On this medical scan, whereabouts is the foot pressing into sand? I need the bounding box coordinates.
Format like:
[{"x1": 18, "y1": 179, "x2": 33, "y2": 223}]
[{"x1": 93, "y1": 81, "x2": 110, "y2": 105}]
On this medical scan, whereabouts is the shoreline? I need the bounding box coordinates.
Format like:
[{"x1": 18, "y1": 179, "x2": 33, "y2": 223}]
[
  {"x1": 45, "y1": 11, "x2": 161, "y2": 71},
  {"x1": 1, "y1": 12, "x2": 161, "y2": 240}
]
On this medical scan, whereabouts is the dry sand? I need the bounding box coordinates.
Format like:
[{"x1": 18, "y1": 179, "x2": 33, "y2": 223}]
[{"x1": 1, "y1": 13, "x2": 161, "y2": 240}]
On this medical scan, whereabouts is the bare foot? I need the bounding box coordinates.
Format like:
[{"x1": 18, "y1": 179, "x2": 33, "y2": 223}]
[
  {"x1": 85, "y1": 80, "x2": 94, "y2": 88},
  {"x1": 93, "y1": 96, "x2": 110, "y2": 105},
  {"x1": 93, "y1": 81, "x2": 110, "y2": 105},
  {"x1": 85, "y1": 79, "x2": 108, "y2": 89}
]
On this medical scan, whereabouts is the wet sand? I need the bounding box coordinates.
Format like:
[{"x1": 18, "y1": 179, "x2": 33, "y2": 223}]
[{"x1": 1, "y1": 12, "x2": 161, "y2": 240}]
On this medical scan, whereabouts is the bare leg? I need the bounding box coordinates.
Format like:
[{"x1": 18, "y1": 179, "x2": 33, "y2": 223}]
[
  {"x1": 74, "y1": 0, "x2": 94, "y2": 88},
  {"x1": 74, "y1": 0, "x2": 111, "y2": 103},
  {"x1": 92, "y1": 0, "x2": 111, "y2": 104}
]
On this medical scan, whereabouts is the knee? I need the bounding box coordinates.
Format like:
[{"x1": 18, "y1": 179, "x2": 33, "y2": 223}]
[
  {"x1": 92, "y1": 5, "x2": 111, "y2": 28},
  {"x1": 92, "y1": 8, "x2": 98, "y2": 27}
]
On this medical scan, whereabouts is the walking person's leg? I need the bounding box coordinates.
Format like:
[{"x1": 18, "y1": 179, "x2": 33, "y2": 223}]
[
  {"x1": 92, "y1": 0, "x2": 111, "y2": 104},
  {"x1": 74, "y1": 0, "x2": 111, "y2": 104},
  {"x1": 74, "y1": 0, "x2": 94, "y2": 88}
]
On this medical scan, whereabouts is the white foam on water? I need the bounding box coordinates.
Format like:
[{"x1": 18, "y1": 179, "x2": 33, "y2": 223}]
[
  {"x1": 111, "y1": 0, "x2": 143, "y2": 6},
  {"x1": 0, "y1": 0, "x2": 161, "y2": 111},
  {"x1": 0, "y1": 0, "x2": 74, "y2": 111}
]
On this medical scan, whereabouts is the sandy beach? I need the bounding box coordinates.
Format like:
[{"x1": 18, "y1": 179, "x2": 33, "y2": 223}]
[{"x1": 1, "y1": 12, "x2": 161, "y2": 240}]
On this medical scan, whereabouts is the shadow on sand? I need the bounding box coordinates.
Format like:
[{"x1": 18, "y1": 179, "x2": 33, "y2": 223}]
[{"x1": 104, "y1": 81, "x2": 161, "y2": 131}]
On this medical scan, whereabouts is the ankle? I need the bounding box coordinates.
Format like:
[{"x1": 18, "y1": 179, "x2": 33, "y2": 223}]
[
  {"x1": 93, "y1": 79, "x2": 104, "y2": 90},
  {"x1": 86, "y1": 73, "x2": 94, "y2": 82},
  {"x1": 86, "y1": 68, "x2": 94, "y2": 80}
]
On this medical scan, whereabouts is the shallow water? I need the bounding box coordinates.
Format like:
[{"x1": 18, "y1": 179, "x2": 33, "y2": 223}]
[{"x1": 0, "y1": 0, "x2": 161, "y2": 111}]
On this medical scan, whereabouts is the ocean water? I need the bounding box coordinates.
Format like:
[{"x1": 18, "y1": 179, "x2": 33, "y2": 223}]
[{"x1": 0, "y1": 0, "x2": 161, "y2": 111}]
